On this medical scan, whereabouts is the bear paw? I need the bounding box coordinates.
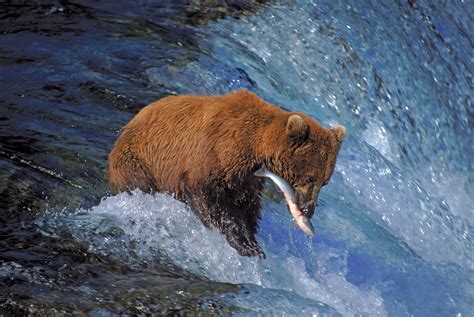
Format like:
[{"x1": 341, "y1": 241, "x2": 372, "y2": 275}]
[
  {"x1": 228, "y1": 235, "x2": 266, "y2": 259},
  {"x1": 238, "y1": 240, "x2": 266, "y2": 259}
]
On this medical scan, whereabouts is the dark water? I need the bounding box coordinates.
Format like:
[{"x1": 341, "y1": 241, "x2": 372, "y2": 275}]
[{"x1": 1, "y1": 1, "x2": 473, "y2": 316}]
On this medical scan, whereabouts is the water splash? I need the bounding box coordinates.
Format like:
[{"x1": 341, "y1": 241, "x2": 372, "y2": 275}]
[
  {"x1": 199, "y1": 0, "x2": 473, "y2": 271},
  {"x1": 38, "y1": 191, "x2": 387, "y2": 316},
  {"x1": 3, "y1": 0, "x2": 472, "y2": 315}
]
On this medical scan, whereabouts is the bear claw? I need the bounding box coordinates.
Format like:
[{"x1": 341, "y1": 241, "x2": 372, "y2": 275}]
[{"x1": 237, "y1": 240, "x2": 266, "y2": 259}]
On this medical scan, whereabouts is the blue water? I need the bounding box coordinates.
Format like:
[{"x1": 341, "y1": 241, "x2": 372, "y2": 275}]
[
  {"x1": 1, "y1": 1, "x2": 472, "y2": 316},
  {"x1": 146, "y1": 2, "x2": 474, "y2": 314}
]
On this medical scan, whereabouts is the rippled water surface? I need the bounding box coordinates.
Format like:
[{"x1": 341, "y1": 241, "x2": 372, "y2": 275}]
[{"x1": 1, "y1": 1, "x2": 472, "y2": 316}]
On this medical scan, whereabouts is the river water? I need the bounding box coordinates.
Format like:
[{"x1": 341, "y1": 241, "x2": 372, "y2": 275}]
[{"x1": 1, "y1": 1, "x2": 472, "y2": 316}]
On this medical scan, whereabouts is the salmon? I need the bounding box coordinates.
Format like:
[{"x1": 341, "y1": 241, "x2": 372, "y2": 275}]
[{"x1": 255, "y1": 164, "x2": 315, "y2": 236}]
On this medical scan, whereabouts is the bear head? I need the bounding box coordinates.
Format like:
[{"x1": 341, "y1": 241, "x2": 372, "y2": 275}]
[{"x1": 266, "y1": 114, "x2": 345, "y2": 219}]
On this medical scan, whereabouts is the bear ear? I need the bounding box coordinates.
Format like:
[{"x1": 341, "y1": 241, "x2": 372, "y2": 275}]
[
  {"x1": 330, "y1": 124, "x2": 346, "y2": 143},
  {"x1": 286, "y1": 114, "x2": 309, "y2": 146}
]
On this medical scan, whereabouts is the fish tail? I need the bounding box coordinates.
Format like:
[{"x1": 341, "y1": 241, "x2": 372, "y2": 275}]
[{"x1": 254, "y1": 163, "x2": 269, "y2": 177}]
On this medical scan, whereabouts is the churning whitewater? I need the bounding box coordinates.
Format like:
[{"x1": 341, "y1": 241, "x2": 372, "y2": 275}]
[
  {"x1": 2, "y1": 0, "x2": 472, "y2": 315},
  {"x1": 38, "y1": 190, "x2": 387, "y2": 316}
]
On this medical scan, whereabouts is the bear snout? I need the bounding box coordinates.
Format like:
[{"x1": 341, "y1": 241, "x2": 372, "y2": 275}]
[
  {"x1": 297, "y1": 191, "x2": 316, "y2": 218},
  {"x1": 301, "y1": 202, "x2": 316, "y2": 218}
]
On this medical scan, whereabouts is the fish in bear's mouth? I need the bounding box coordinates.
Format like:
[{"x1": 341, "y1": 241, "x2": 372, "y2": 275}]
[{"x1": 254, "y1": 164, "x2": 315, "y2": 236}]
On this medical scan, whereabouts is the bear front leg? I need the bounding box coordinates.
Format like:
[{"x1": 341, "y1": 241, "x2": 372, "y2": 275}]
[
  {"x1": 184, "y1": 183, "x2": 265, "y2": 258},
  {"x1": 223, "y1": 217, "x2": 265, "y2": 259}
]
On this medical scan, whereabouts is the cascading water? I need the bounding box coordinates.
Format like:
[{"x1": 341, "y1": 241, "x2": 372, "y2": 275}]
[{"x1": 1, "y1": 1, "x2": 472, "y2": 316}]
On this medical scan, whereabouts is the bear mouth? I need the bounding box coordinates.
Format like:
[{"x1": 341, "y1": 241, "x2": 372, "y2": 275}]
[
  {"x1": 286, "y1": 203, "x2": 313, "y2": 218},
  {"x1": 301, "y1": 205, "x2": 312, "y2": 217}
]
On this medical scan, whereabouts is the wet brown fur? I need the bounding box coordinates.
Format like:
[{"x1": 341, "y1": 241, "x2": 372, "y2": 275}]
[{"x1": 108, "y1": 89, "x2": 345, "y2": 258}]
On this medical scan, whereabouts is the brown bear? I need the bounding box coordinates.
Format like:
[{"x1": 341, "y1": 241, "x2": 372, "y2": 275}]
[{"x1": 108, "y1": 89, "x2": 345, "y2": 258}]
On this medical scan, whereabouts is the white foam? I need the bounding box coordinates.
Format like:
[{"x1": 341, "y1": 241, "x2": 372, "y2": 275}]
[
  {"x1": 62, "y1": 190, "x2": 387, "y2": 316},
  {"x1": 337, "y1": 155, "x2": 474, "y2": 270},
  {"x1": 204, "y1": 0, "x2": 474, "y2": 272},
  {"x1": 362, "y1": 119, "x2": 399, "y2": 164}
]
